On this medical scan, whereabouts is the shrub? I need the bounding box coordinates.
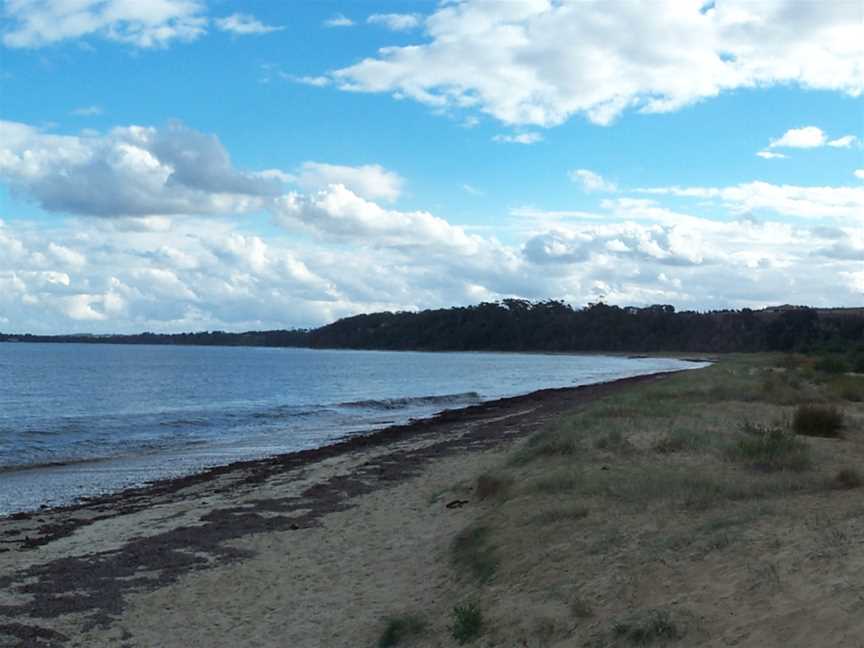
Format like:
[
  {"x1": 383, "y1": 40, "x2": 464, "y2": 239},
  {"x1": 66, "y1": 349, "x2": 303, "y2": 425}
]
[
  {"x1": 829, "y1": 376, "x2": 864, "y2": 402},
  {"x1": 451, "y1": 603, "x2": 483, "y2": 645},
  {"x1": 831, "y1": 467, "x2": 863, "y2": 490},
  {"x1": 730, "y1": 422, "x2": 811, "y2": 471},
  {"x1": 815, "y1": 355, "x2": 850, "y2": 375},
  {"x1": 792, "y1": 404, "x2": 844, "y2": 438},
  {"x1": 613, "y1": 609, "x2": 682, "y2": 644},
  {"x1": 378, "y1": 615, "x2": 426, "y2": 648},
  {"x1": 451, "y1": 526, "x2": 498, "y2": 583}
]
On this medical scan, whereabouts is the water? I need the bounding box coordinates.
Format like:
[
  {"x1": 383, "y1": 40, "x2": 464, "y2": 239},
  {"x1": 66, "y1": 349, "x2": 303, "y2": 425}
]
[{"x1": 0, "y1": 343, "x2": 706, "y2": 515}]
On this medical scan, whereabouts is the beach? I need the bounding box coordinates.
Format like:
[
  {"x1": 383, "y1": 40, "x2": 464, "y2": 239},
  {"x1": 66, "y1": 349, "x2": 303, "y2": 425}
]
[
  {"x1": 0, "y1": 374, "x2": 663, "y2": 647},
  {"x1": 2, "y1": 357, "x2": 863, "y2": 648}
]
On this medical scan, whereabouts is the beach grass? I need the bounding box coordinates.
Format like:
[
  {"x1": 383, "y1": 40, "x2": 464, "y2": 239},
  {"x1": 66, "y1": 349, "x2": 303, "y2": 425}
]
[{"x1": 432, "y1": 353, "x2": 864, "y2": 646}]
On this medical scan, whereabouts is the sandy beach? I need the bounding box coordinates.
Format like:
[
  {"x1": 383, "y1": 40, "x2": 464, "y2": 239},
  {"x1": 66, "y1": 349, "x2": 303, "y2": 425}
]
[{"x1": 0, "y1": 374, "x2": 662, "y2": 647}]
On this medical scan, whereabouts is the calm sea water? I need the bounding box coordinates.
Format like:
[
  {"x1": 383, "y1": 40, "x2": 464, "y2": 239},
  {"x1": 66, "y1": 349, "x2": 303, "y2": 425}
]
[{"x1": 0, "y1": 343, "x2": 706, "y2": 515}]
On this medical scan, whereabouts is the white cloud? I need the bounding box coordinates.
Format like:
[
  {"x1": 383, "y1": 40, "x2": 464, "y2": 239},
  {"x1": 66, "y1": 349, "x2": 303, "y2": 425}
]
[
  {"x1": 855, "y1": 170, "x2": 864, "y2": 180},
  {"x1": 295, "y1": 162, "x2": 404, "y2": 203},
  {"x1": 768, "y1": 126, "x2": 857, "y2": 150},
  {"x1": 769, "y1": 126, "x2": 827, "y2": 149},
  {"x1": 638, "y1": 181, "x2": 864, "y2": 220},
  {"x1": 323, "y1": 14, "x2": 353, "y2": 28},
  {"x1": 463, "y1": 184, "x2": 484, "y2": 196},
  {"x1": 215, "y1": 13, "x2": 283, "y2": 36},
  {"x1": 0, "y1": 120, "x2": 283, "y2": 217},
  {"x1": 492, "y1": 133, "x2": 543, "y2": 145},
  {"x1": 756, "y1": 151, "x2": 787, "y2": 159},
  {"x1": 2, "y1": 0, "x2": 207, "y2": 48},
  {"x1": 71, "y1": 105, "x2": 103, "y2": 117},
  {"x1": 827, "y1": 135, "x2": 857, "y2": 148},
  {"x1": 327, "y1": 0, "x2": 864, "y2": 127},
  {"x1": 367, "y1": 13, "x2": 422, "y2": 31},
  {"x1": 569, "y1": 169, "x2": 617, "y2": 193}
]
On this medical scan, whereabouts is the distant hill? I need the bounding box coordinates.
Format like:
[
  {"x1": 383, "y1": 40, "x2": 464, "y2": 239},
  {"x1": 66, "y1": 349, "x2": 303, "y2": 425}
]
[{"x1": 2, "y1": 301, "x2": 863, "y2": 354}]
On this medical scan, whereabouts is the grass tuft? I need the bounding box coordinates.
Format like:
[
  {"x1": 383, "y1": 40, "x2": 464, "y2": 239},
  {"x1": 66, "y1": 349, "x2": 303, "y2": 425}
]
[
  {"x1": 475, "y1": 473, "x2": 513, "y2": 500},
  {"x1": 729, "y1": 421, "x2": 811, "y2": 471},
  {"x1": 377, "y1": 615, "x2": 426, "y2": 648},
  {"x1": 451, "y1": 526, "x2": 498, "y2": 584},
  {"x1": 792, "y1": 404, "x2": 844, "y2": 438},
  {"x1": 451, "y1": 603, "x2": 483, "y2": 645}
]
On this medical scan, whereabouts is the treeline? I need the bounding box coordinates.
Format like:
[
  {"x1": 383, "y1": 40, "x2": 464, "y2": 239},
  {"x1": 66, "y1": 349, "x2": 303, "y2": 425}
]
[
  {"x1": 2, "y1": 301, "x2": 863, "y2": 353},
  {"x1": 306, "y1": 301, "x2": 864, "y2": 353}
]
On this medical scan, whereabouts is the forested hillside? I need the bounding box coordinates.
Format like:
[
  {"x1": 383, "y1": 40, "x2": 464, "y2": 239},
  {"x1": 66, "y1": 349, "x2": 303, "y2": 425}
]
[{"x1": 2, "y1": 301, "x2": 863, "y2": 354}]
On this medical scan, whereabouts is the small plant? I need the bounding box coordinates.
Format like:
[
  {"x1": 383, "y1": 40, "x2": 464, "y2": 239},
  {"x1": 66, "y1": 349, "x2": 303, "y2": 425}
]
[
  {"x1": 831, "y1": 467, "x2": 863, "y2": 490},
  {"x1": 792, "y1": 404, "x2": 844, "y2": 438},
  {"x1": 451, "y1": 603, "x2": 483, "y2": 645},
  {"x1": 475, "y1": 473, "x2": 513, "y2": 500},
  {"x1": 729, "y1": 421, "x2": 811, "y2": 471},
  {"x1": 613, "y1": 609, "x2": 682, "y2": 644},
  {"x1": 378, "y1": 615, "x2": 426, "y2": 647},
  {"x1": 451, "y1": 526, "x2": 498, "y2": 583}
]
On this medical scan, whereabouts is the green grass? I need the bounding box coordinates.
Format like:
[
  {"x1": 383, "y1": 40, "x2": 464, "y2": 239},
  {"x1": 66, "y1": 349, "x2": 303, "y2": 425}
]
[
  {"x1": 474, "y1": 472, "x2": 513, "y2": 500},
  {"x1": 451, "y1": 526, "x2": 498, "y2": 584},
  {"x1": 451, "y1": 603, "x2": 483, "y2": 645},
  {"x1": 378, "y1": 615, "x2": 426, "y2": 648}
]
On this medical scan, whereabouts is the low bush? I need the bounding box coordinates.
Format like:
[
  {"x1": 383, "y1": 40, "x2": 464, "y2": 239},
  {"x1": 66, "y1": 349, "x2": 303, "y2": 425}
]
[
  {"x1": 451, "y1": 603, "x2": 483, "y2": 645},
  {"x1": 815, "y1": 355, "x2": 850, "y2": 375},
  {"x1": 613, "y1": 609, "x2": 682, "y2": 644},
  {"x1": 378, "y1": 615, "x2": 426, "y2": 648},
  {"x1": 792, "y1": 404, "x2": 844, "y2": 438},
  {"x1": 729, "y1": 422, "x2": 811, "y2": 471},
  {"x1": 831, "y1": 467, "x2": 863, "y2": 490}
]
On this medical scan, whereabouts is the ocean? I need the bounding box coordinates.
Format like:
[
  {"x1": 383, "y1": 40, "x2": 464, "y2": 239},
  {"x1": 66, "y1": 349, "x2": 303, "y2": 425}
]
[{"x1": 0, "y1": 343, "x2": 706, "y2": 515}]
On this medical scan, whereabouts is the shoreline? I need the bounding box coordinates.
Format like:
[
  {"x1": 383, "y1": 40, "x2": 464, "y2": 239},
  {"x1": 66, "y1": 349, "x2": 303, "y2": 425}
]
[
  {"x1": 1, "y1": 367, "x2": 698, "y2": 522},
  {"x1": 0, "y1": 370, "x2": 681, "y2": 645}
]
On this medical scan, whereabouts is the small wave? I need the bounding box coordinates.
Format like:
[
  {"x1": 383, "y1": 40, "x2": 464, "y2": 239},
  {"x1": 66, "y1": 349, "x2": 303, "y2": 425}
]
[{"x1": 338, "y1": 391, "x2": 481, "y2": 411}]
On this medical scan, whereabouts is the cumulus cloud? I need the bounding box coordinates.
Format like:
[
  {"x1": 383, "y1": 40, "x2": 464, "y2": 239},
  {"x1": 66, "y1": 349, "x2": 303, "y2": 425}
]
[
  {"x1": 569, "y1": 169, "x2": 617, "y2": 193},
  {"x1": 756, "y1": 151, "x2": 787, "y2": 160},
  {"x1": 323, "y1": 14, "x2": 353, "y2": 28},
  {"x1": 768, "y1": 126, "x2": 857, "y2": 150},
  {"x1": 2, "y1": 0, "x2": 207, "y2": 48},
  {"x1": 215, "y1": 13, "x2": 283, "y2": 36},
  {"x1": 492, "y1": 133, "x2": 543, "y2": 145},
  {"x1": 0, "y1": 120, "x2": 283, "y2": 217},
  {"x1": 855, "y1": 170, "x2": 864, "y2": 180},
  {"x1": 367, "y1": 13, "x2": 422, "y2": 31},
  {"x1": 326, "y1": 0, "x2": 864, "y2": 127},
  {"x1": 769, "y1": 126, "x2": 828, "y2": 149},
  {"x1": 294, "y1": 162, "x2": 404, "y2": 203}
]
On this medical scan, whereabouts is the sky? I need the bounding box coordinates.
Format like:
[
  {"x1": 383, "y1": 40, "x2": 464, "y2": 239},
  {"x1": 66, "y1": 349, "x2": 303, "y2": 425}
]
[{"x1": 0, "y1": 0, "x2": 862, "y2": 335}]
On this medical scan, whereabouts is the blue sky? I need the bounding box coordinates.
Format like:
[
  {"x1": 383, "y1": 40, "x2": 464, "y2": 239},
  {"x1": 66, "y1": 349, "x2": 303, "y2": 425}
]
[{"x1": 0, "y1": 0, "x2": 862, "y2": 333}]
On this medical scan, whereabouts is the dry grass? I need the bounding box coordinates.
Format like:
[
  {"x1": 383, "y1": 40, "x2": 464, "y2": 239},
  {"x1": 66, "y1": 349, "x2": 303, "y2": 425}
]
[{"x1": 427, "y1": 353, "x2": 864, "y2": 647}]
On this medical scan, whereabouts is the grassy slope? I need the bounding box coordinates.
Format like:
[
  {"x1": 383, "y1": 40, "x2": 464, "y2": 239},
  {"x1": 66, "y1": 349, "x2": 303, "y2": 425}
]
[{"x1": 379, "y1": 354, "x2": 864, "y2": 647}]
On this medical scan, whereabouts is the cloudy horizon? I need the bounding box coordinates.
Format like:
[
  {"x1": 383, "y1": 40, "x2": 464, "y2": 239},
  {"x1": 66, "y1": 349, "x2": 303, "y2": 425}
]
[{"x1": 1, "y1": 0, "x2": 862, "y2": 334}]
